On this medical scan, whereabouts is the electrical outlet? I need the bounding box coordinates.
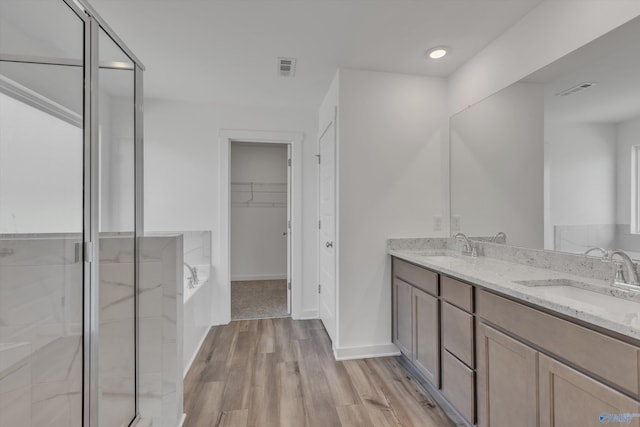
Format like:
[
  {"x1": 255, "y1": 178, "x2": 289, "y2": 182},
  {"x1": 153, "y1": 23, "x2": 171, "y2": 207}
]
[
  {"x1": 451, "y1": 215, "x2": 461, "y2": 232},
  {"x1": 433, "y1": 215, "x2": 442, "y2": 231}
]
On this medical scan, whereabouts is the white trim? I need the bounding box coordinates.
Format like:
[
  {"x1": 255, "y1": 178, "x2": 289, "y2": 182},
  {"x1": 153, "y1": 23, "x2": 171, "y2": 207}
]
[
  {"x1": 297, "y1": 309, "x2": 319, "y2": 320},
  {"x1": 178, "y1": 413, "x2": 186, "y2": 427},
  {"x1": 218, "y1": 129, "x2": 304, "y2": 324},
  {"x1": 632, "y1": 145, "x2": 640, "y2": 234},
  {"x1": 231, "y1": 274, "x2": 287, "y2": 281},
  {"x1": 333, "y1": 343, "x2": 401, "y2": 361}
]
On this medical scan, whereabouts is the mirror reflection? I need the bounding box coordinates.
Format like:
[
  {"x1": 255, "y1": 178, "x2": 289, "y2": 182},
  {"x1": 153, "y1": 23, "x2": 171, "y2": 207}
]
[{"x1": 450, "y1": 15, "x2": 640, "y2": 259}]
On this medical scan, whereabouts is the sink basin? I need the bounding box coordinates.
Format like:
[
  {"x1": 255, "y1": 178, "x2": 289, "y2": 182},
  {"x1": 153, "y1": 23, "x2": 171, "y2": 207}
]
[
  {"x1": 514, "y1": 278, "x2": 589, "y2": 288},
  {"x1": 524, "y1": 285, "x2": 640, "y2": 319}
]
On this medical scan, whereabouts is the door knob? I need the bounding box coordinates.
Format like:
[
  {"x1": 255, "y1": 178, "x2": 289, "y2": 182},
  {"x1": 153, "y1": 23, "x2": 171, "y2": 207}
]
[{"x1": 326, "y1": 241, "x2": 333, "y2": 248}]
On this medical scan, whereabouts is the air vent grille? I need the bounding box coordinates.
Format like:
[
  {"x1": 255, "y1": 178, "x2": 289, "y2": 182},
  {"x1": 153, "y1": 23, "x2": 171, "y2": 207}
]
[
  {"x1": 555, "y1": 82, "x2": 597, "y2": 97},
  {"x1": 278, "y1": 57, "x2": 296, "y2": 77}
]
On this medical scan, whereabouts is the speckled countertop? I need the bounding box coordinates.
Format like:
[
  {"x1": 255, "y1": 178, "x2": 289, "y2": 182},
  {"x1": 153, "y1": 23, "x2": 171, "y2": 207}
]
[{"x1": 389, "y1": 248, "x2": 640, "y2": 341}]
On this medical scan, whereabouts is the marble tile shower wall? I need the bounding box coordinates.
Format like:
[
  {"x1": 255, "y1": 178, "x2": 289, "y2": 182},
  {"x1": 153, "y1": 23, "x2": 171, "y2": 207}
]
[
  {"x1": 137, "y1": 235, "x2": 183, "y2": 427},
  {"x1": 0, "y1": 235, "x2": 183, "y2": 427},
  {"x1": 0, "y1": 235, "x2": 82, "y2": 426}
]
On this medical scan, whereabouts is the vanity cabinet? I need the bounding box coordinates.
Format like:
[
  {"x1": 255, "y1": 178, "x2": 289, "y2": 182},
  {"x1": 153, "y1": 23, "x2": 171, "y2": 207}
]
[
  {"x1": 441, "y1": 276, "x2": 476, "y2": 425},
  {"x1": 393, "y1": 277, "x2": 414, "y2": 356},
  {"x1": 476, "y1": 323, "x2": 538, "y2": 427},
  {"x1": 539, "y1": 354, "x2": 640, "y2": 427},
  {"x1": 392, "y1": 255, "x2": 640, "y2": 427},
  {"x1": 392, "y1": 258, "x2": 440, "y2": 386}
]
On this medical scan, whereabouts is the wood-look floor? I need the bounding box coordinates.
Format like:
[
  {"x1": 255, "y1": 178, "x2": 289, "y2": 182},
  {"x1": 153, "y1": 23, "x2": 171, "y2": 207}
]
[{"x1": 183, "y1": 318, "x2": 454, "y2": 427}]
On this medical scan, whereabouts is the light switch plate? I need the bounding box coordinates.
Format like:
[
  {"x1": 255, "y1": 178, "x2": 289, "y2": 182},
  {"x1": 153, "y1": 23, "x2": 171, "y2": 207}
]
[
  {"x1": 451, "y1": 215, "x2": 461, "y2": 232},
  {"x1": 433, "y1": 215, "x2": 442, "y2": 231}
]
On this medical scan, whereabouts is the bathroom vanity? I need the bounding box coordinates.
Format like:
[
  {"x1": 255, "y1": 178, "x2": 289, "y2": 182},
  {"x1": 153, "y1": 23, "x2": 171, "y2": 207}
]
[{"x1": 389, "y1": 240, "x2": 640, "y2": 427}]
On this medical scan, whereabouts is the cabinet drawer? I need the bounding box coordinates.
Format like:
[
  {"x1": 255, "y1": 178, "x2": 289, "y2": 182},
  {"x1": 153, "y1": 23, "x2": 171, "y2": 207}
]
[
  {"x1": 442, "y1": 275, "x2": 473, "y2": 312},
  {"x1": 477, "y1": 290, "x2": 640, "y2": 396},
  {"x1": 442, "y1": 350, "x2": 475, "y2": 424},
  {"x1": 393, "y1": 258, "x2": 438, "y2": 295},
  {"x1": 443, "y1": 302, "x2": 474, "y2": 367}
]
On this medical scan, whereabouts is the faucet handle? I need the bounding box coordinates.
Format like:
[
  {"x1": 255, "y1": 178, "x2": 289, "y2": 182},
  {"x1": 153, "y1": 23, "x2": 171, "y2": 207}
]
[{"x1": 614, "y1": 263, "x2": 626, "y2": 283}]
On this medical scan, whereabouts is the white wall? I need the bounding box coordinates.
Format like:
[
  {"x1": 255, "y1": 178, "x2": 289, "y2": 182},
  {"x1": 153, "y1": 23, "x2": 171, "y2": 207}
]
[
  {"x1": 0, "y1": 93, "x2": 83, "y2": 233},
  {"x1": 546, "y1": 122, "x2": 617, "y2": 226},
  {"x1": 230, "y1": 143, "x2": 288, "y2": 281},
  {"x1": 143, "y1": 100, "x2": 318, "y2": 322},
  {"x1": 450, "y1": 83, "x2": 544, "y2": 249},
  {"x1": 329, "y1": 68, "x2": 448, "y2": 357},
  {"x1": 617, "y1": 116, "x2": 640, "y2": 225},
  {"x1": 448, "y1": 0, "x2": 640, "y2": 116}
]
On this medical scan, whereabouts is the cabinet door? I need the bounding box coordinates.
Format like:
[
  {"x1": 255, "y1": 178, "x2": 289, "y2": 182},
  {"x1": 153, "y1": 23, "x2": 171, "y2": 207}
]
[
  {"x1": 477, "y1": 322, "x2": 538, "y2": 427},
  {"x1": 393, "y1": 278, "x2": 413, "y2": 357},
  {"x1": 539, "y1": 354, "x2": 640, "y2": 427},
  {"x1": 413, "y1": 288, "x2": 439, "y2": 386}
]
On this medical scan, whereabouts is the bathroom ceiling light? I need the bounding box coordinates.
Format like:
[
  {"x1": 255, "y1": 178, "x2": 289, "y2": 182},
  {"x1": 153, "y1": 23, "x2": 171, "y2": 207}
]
[{"x1": 427, "y1": 47, "x2": 448, "y2": 59}]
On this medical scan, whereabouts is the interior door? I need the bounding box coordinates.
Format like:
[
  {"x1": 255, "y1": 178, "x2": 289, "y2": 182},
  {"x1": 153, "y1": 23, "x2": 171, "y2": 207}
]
[{"x1": 318, "y1": 114, "x2": 337, "y2": 342}]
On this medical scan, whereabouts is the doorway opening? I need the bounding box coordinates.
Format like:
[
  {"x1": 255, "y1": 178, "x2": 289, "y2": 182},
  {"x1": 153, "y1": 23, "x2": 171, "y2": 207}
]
[{"x1": 230, "y1": 141, "x2": 291, "y2": 319}]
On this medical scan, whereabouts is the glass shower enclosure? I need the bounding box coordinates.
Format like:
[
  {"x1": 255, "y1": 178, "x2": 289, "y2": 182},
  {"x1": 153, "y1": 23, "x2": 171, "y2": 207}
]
[{"x1": 0, "y1": 1, "x2": 144, "y2": 426}]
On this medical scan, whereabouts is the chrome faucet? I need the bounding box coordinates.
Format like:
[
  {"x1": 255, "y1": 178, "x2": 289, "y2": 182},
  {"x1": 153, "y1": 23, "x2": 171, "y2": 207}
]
[
  {"x1": 585, "y1": 247, "x2": 607, "y2": 256},
  {"x1": 454, "y1": 233, "x2": 478, "y2": 257},
  {"x1": 490, "y1": 232, "x2": 507, "y2": 244},
  {"x1": 603, "y1": 250, "x2": 640, "y2": 291},
  {"x1": 184, "y1": 262, "x2": 199, "y2": 288}
]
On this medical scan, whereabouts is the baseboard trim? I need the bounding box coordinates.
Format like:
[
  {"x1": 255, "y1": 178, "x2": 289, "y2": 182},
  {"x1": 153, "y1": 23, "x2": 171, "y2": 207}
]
[
  {"x1": 231, "y1": 274, "x2": 287, "y2": 281},
  {"x1": 294, "y1": 309, "x2": 318, "y2": 320},
  {"x1": 183, "y1": 327, "x2": 211, "y2": 378},
  {"x1": 333, "y1": 343, "x2": 401, "y2": 361}
]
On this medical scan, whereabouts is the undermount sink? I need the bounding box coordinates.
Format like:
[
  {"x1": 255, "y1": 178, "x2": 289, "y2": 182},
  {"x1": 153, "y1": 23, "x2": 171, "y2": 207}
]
[
  {"x1": 514, "y1": 278, "x2": 589, "y2": 288},
  {"x1": 519, "y1": 284, "x2": 640, "y2": 320}
]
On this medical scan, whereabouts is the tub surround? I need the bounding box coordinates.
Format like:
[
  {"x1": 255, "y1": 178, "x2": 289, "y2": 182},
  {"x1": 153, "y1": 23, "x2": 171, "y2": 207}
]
[{"x1": 389, "y1": 237, "x2": 640, "y2": 340}]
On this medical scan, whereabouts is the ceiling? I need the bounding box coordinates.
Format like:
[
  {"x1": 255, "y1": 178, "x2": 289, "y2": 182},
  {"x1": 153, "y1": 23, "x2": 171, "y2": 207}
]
[
  {"x1": 524, "y1": 14, "x2": 640, "y2": 124},
  {"x1": 87, "y1": 0, "x2": 543, "y2": 109}
]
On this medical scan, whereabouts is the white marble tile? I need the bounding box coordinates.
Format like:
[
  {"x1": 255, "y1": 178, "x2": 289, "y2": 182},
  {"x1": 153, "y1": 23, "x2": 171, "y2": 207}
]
[
  {"x1": 0, "y1": 384, "x2": 31, "y2": 426},
  {"x1": 98, "y1": 374, "x2": 136, "y2": 427},
  {"x1": 0, "y1": 265, "x2": 67, "y2": 325},
  {"x1": 0, "y1": 360, "x2": 30, "y2": 394},
  {"x1": 99, "y1": 235, "x2": 135, "y2": 263},
  {"x1": 0, "y1": 237, "x2": 79, "y2": 267},
  {"x1": 99, "y1": 263, "x2": 135, "y2": 323},
  {"x1": 162, "y1": 392, "x2": 179, "y2": 427},
  {"x1": 31, "y1": 381, "x2": 71, "y2": 427},
  {"x1": 32, "y1": 336, "x2": 81, "y2": 384},
  {"x1": 139, "y1": 318, "x2": 163, "y2": 375},
  {"x1": 139, "y1": 263, "x2": 163, "y2": 318},
  {"x1": 99, "y1": 318, "x2": 135, "y2": 378}
]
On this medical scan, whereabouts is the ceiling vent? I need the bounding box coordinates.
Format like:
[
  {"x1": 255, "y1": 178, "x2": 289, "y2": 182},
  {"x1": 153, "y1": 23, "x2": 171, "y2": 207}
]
[
  {"x1": 555, "y1": 82, "x2": 597, "y2": 97},
  {"x1": 278, "y1": 57, "x2": 296, "y2": 77}
]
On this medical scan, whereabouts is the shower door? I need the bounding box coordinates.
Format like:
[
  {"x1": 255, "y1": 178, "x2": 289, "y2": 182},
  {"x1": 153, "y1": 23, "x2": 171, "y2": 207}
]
[
  {"x1": 0, "y1": 1, "x2": 144, "y2": 426},
  {"x1": 0, "y1": 1, "x2": 86, "y2": 426}
]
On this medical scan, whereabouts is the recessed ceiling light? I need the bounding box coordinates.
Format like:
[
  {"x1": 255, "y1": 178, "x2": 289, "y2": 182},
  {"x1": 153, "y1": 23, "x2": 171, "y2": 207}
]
[{"x1": 427, "y1": 47, "x2": 448, "y2": 60}]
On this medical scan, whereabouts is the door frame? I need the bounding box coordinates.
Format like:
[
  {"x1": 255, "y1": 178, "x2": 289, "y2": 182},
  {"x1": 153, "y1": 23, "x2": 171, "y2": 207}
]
[
  {"x1": 317, "y1": 107, "x2": 339, "y2": 348},
  {"x1": 218, "y1": 129, "x2": 303, "y2": 323}
]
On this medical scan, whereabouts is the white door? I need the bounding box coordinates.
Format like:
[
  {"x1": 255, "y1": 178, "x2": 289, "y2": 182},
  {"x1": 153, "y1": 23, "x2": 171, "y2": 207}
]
[{"x1": 318, "y1": 116, "x2": 337, "y2": 342}]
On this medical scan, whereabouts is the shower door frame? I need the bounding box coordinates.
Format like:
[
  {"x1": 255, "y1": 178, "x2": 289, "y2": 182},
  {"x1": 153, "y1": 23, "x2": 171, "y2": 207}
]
[
  {"x1": 68, "y1": 1, "x2": 146, "y2": 426},
  {"x1": 78, "y1": 1, "x2": 146, "y2": 425}
]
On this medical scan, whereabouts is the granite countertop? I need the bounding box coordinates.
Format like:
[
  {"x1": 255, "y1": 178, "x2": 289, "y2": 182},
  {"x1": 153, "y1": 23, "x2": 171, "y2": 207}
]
[{"x1": 389, "y1": 248, "x2": 640, "y2": 341}]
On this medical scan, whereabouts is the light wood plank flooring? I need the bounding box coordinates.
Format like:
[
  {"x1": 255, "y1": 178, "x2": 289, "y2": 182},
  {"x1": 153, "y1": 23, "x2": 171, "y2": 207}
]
[{"x1": 183, "y1": 318, "x2": 454, "y2": 427}]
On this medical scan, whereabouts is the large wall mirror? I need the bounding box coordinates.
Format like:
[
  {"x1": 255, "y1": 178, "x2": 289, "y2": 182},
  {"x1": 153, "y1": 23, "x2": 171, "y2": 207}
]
[{"x1": 450, "y1": 15, "x2": 640, "y2": 259}]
